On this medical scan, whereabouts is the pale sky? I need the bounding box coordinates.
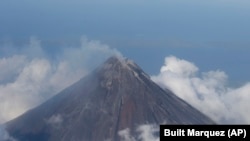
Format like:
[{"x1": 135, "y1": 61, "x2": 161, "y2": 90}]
[
  {"x1": 0, "y1": 0, "x2": 250, "y2": 124},
  {"x1": 1, "y1": 0, "x2": 249, "y2": 84}
]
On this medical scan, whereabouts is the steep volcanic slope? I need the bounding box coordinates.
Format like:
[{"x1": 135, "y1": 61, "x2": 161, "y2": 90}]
[{"x1": 5, "y1": 56, "x2": 214, "y2": 141}]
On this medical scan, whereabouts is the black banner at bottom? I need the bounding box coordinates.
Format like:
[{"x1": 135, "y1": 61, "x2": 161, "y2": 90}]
[{"x1": 160, "y1": 125, "x2": 249, "y2": 140}]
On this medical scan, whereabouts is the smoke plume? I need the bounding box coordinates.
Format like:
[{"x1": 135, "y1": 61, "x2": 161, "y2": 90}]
[
  {"x1": 0, "y1": 37, "x2": 121, "y2": 124},
  {"x1": 152, "y1": 56, "x2": 250, "y2": 124}
]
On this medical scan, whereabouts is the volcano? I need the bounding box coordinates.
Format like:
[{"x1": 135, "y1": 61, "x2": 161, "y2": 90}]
[{"x1": 5, "y1": 56, "x2": 214, "y2": 141}]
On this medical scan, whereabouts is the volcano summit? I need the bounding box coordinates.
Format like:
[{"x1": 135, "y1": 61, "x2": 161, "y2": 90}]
[{"x1": 5, "y1": 56, "x2": 214, "y2": 141}]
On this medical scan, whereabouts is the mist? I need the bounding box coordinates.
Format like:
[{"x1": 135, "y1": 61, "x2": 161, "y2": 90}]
[
  {"x1": 0, "y1": 125, "x2": 17, "y2": 141},
  {"x1": 0, "y1": 37, "x2": 120, "y2": 124}
]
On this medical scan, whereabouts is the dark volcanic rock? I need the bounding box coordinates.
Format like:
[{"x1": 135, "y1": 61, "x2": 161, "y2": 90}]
[{"x1": 5, "y1": 56, "x2": 215, "y2": 141}]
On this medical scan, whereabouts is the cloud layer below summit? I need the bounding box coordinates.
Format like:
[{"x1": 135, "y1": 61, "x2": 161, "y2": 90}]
[
  {"x1": 0, "y1": 37, "x2": 249, "y2": 125},
  {"x1": 0, "y1": 37, "x2": 120, "y2": 124},
  {"x1": 152, "y1": 56, "x2": 250, "y2": 124}
]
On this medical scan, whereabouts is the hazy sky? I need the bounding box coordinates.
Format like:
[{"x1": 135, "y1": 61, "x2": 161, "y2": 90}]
[
  {"x1": 1, "y1": 0, "x2": 249, "y2": 84},
  {"x1": 0, "y1": 0, "x2": 250, "y2": 124}
]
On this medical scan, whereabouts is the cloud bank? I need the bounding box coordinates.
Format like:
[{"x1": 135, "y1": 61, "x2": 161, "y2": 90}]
[
  {"x1": 1, "y1": 37, "x2": 248, "y2": 126},
  {"x1": 0, "y1": 37, "x2": 121, "y2": 124},
  {"x1": 118, "y1": 124, "x2": 159, "y2": 141},
  {"x1": 152, "y1": 56, "x2": 250, "y2": 124}
]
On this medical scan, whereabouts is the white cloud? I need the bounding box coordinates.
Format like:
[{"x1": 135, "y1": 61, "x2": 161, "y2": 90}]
[
  {"x1": 118, "y1": 128, "x2": 136, "y2": 141},
  {"x1": 151, "y1": 56, "x2": 250, "y2": 124},
  {"x1": 136, "y1": 124, "x2": 159, "y2": 141},
  {"x1": 0, "y1": 125, "x2": 17, "y2": 141},
  {"x1": 46, "y1": 114, "x2": 63, "y2": 125},
  {"x1": 0, "y1": 36, "x2": 120, "y2": 124},
  {"x1": 160, "y1": 56, "x2": 198, "y2": 77},
  {"x1": 46, "y1": 114, "x2": 63, "y2": 130},
  {"x1": 0, "y1": 55, "x2": 27, "y2": 84},
  {"x1": 118, "y1": 124, "x2": 159, "y2": 141}
]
